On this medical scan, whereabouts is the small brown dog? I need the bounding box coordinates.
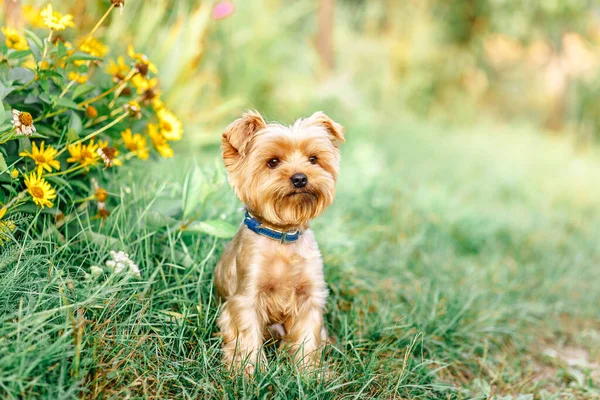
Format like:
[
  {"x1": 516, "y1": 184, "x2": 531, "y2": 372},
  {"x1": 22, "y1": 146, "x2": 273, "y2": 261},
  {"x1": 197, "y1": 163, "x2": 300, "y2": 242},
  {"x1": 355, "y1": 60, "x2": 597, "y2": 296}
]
[{"x1": 214, "y1": 110, "x2": 344, "y2": 373}]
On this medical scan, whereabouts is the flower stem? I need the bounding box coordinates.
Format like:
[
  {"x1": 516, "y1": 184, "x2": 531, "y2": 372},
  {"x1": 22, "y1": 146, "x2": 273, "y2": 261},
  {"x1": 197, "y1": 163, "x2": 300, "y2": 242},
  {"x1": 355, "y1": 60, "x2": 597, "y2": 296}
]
[
  {"x1": 3, "y1": 190, "x2": 27, "y2": 211},
  {"x1": 73, "y1": 4, "x2": 116, "y2": 54},
  {"x1": 40, "y1": 30, "x2": 53, "y2": 64},
  {"x1": 108, "y1": 68, "x2": 137, "y2": 109},
  {"x1": 58, "y1": 79, "x2": 77, "y2": 100},
  {"x1": 45, "y1": 164, "x2": 87, "y2": 177},
  {"x1": 56, "y1": 112, "x2": 129, "y2": 157}
]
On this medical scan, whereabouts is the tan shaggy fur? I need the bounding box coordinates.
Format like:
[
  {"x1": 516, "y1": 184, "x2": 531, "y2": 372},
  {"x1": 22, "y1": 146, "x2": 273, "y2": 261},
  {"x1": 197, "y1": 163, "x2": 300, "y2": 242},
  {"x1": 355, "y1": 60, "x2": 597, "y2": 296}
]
[{"x1": 215, "y1": 110, "x2": 344, "y2": 373}]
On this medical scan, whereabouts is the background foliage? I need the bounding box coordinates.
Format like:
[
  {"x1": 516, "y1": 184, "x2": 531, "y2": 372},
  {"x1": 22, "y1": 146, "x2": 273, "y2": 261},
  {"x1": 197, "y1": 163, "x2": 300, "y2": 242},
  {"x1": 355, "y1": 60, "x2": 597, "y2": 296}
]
[{"x1": 1, "y1": 0, "x2": 599, "y2": 399}]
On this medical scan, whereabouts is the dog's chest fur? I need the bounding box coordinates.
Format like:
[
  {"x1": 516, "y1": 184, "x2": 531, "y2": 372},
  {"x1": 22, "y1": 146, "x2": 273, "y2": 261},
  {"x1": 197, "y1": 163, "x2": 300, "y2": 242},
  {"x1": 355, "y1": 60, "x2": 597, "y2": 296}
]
[{"x1": 242, "y1": 230, "x2": 324, "y2": 324}]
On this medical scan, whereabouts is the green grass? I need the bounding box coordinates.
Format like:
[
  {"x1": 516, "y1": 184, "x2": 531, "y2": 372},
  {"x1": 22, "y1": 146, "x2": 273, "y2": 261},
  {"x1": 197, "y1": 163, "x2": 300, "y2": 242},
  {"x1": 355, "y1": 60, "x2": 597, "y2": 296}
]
[{"x1": 1, "y1": 112, "x2": 599, "y2": 399}]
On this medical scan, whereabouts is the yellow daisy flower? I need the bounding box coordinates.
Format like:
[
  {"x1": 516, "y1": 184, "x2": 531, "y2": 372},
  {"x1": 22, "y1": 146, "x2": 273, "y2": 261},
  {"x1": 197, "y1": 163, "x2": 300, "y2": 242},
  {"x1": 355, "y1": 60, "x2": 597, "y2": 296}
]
[
  {"x1": 1, "y1": 27, "x2": 29, "y2": 51},
  {"x1": 107, "y1": 56, "x2": 130, "y2": 83},
  {"x1": 121, "y1": 129, "x2": 150, "y2": 160},
  {"x1": 67, "y1": 71, "x2": 88, "y2": 84},
  {"x1": 19, "y1": 141, "x2": 61, "y2": 175},
  {"x1": 79, "y1": 37, "x2": 109, "y2": 57},
  {"x1": 127, "y1": 45, "x2": 158, "y2": 75},
  {"x1": 22, "y1": 58, "x2": 37, "y2": 70},
  {"x1": 67, "y1": 140, "x2": 100, "y2": 169},
  {"x1": 41, "y1": 4, "x2": 75, "y2": 31},
  {"x1": 157, "y1": 108, "x2": 183, "y2": 141},
  {"x1": 131, "y1": 75, "x2": 158, "y2": 92},
  {"x1": 22, "y1": 5, "x2": 46, "y2": 28},
  {"x1": 0, "y1": 207, "x2": 15, "y2": 246},
  {"x1": 24, "y1": 171, "x2": 57, "y2": 208},
  {"x1": 147, "y1": 123, "x2": 173, "y2": 158},
  {"x1": 151, "y1": 95, "x2": 165, "y2": 111}
]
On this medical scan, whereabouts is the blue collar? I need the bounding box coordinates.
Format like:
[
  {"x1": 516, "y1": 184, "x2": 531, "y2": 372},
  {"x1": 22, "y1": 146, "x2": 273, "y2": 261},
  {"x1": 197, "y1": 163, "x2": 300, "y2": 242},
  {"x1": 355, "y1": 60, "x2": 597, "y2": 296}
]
[{"x1": 243, "y1": 211, "x2": 302, "y2": 244}]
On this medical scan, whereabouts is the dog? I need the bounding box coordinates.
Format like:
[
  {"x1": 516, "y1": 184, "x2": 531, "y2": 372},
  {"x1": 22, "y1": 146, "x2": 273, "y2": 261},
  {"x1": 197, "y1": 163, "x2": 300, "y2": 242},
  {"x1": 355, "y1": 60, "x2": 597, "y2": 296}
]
[{"x1": 214, "y1": 110, "x2": 344, "y2": 373}]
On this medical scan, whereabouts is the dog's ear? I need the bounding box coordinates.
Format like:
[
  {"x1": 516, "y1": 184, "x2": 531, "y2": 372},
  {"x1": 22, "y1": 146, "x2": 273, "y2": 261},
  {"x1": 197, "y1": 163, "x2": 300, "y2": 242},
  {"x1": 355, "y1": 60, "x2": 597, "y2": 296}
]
[
  {"x1": 222, "y1": 110, "x2": 266, "y2": 167},
  {"x1": 305, "y1": 111, "x2": 345, "y2": 146}
]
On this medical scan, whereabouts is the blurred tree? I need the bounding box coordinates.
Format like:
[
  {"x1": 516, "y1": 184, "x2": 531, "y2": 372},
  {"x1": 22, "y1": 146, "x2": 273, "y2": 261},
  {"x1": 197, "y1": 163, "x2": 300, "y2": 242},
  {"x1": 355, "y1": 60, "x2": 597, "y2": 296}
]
[{"x1": 317, "y1": 0, "x2": 335, "y2": 72}]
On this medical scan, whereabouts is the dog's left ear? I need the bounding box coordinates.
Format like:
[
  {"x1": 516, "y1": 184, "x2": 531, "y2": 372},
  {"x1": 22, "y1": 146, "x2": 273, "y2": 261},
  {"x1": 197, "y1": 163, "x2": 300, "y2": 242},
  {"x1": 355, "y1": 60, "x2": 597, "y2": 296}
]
[
  {"x1": 305, "y1": 111, "x2": 345, "y2": 146},
  {"x1": 222, "y1": 110, "x2": 266, "y2": 169}
]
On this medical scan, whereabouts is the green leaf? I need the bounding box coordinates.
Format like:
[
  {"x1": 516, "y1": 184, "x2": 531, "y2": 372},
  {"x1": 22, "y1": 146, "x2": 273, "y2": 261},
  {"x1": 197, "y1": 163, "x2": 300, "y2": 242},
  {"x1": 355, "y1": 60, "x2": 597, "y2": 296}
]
[
  {"x1": 57, "y1": 41, "x2": 67, "y2": 59},
  {"x1": 8, "y1": 68, "x2": 35, "y2": 84},
  {"x1": 56, "y1": 97, "x2": 79, "y2": 110},
  {"x1": 35, "y1": 125, "x2": 59, "y2": 138},
  {"x1": 71, "y1": 83, "x2": 96, "y2": 100},
  {"x1": 145, "y1": 211, "x2": 178, "y2": 230},
  {"x1": 8, "y1": 50, "x2": 32, "y2": 60},
  {"x1": 0, "y1": 82, "x2": 16, "y2": 100},
  {"x1": 183, "y1": 219, "x2": 238, "y2": 239},
  {"x1": 18, "y1": 137, "x2": 31, "y2": 154},
  {"x1": 181, "y1": 165, "x2": 203, "y2": 219},
  {"x1": 68, "y1": 52, "x2": 102, "y2": 62},
  {"x1": 68, "y1": 112, "x2": 82, "y2": 134},
  {"x1": 0, "y1": 102, "x2": 4, "y2": 124},
  {"x1": 45, "y1": 175, "x2": 72, "y2": 190},
  {"x1": 83, "y1": 231, "x2": 121, "y2": 249},
  {"x1": 39, "y1": 79, "x2": 49, "y2": 93},
  {"x1": 24, "y1": 29, "x2": 43, "y2": 53},
  {"x1": 66, "y1": 128, "x2": 79, "y2": 142},
  {"x1": 0, "y1": 153, "x2": 8, "y2": 174}
]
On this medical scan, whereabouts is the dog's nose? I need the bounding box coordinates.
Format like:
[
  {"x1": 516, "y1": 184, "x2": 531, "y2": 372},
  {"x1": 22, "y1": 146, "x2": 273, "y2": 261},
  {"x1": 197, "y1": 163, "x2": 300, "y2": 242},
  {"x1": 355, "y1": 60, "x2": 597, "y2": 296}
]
[{"x1": 291, "y1": 173, "x2": 308, "y2": 188}]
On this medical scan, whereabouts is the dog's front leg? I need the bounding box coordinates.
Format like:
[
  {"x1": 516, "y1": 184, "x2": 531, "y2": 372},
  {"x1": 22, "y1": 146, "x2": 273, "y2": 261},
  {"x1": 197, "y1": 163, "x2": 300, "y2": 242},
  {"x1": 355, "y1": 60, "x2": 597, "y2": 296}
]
[
  {"x1": 218, "y1": 295, "x2": 265, "y2": 373},
  {"x1": 284, "y1": 302, "x2": 325, "y2": 370}
]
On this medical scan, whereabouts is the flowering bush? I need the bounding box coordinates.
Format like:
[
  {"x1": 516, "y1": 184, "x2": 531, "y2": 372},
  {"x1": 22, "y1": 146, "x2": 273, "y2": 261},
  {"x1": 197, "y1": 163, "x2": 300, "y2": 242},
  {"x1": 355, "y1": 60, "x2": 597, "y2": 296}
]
[{"x1": 0, "y1": 1, "x2": 183, "y2": 243}]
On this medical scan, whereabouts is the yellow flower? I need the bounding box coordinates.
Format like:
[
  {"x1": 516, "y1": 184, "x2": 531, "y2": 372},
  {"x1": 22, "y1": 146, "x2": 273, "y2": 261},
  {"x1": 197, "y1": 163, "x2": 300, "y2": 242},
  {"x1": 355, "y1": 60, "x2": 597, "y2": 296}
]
[
  {"x1": 10, "y1": 169, "x2": 19, "y2": 179},
  {"x1": 0, "y1": 208, "x2": 15, "y2": 246},
  {"x1": 23, "y1": 5, "x2": 46, "y2": 27},
  {"x1": 22, "y1": 58, "x2": 37, "y2": 70},
  {"x1": 131, "y1": 75, "x2": 158, "y2": 92},
  {"x1": 24, "y1": 171, "x2": 57, "y2": 208},
  {"x1": 41, "y1": 4, "x2": 75, "y2": 31},
  {"x1": 124, "y1": 101, "x2": 142, "y2": 119},
  {"x1": 157, "y1": 108, "x2": 183, "y2": 141},
  {"x1": 107, "y1": 56, "x2": 130, "y2": 83},
  {"x1": 79, "y1": 37, "x2": 109, "y2": 57},
  {"x1": 68, "y1": 71, "x2": 88, "y2": 84},
  {"x1": 127, "y1": 45, "x2": 158, "y2": 75},
  {"x1": 151, "y1": 95, "x2": 165, "y2": 111},
  {"x1": 121, "y1": 128, "x2": 149, "y2": 160},
  {"x1": 19, "y1": 141, "x2": 61, "y2": 175},
  {"x1": 1, "y1": 27, "x2": 29, "y2": 51},
  {"x1": 67, "y1": 140, "x2": 100, "y2": 169},
  {"x1": 38, "y1": 61, "x2": 51, "y2": 70},
  {"x1": 95, "y1": 187, "x2": 108, "y2": 202},
  {"x1": 147, "y1": 123, "x2": 173, "y2": 158}
]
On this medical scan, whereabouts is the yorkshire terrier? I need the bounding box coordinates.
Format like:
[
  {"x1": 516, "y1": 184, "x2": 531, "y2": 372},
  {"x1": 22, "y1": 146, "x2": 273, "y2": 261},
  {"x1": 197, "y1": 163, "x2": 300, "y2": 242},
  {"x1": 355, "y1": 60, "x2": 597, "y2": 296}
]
[{"x1": 214, "y1": 110, "x2": 344, "y2": 373}]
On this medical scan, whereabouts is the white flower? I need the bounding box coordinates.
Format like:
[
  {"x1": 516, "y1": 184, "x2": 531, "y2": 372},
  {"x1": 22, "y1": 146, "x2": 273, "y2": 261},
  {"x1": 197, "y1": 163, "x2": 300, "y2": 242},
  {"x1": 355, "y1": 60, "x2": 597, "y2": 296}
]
[
  {"x1": 90, "y1": 265, "x2": 104, "y2": 278},
  {"x1": 105, "y1": 250, "x2": 140, "y2": 278},
  {"x1": 12, "y1": 109, "x2": 36, "y2": 136}
]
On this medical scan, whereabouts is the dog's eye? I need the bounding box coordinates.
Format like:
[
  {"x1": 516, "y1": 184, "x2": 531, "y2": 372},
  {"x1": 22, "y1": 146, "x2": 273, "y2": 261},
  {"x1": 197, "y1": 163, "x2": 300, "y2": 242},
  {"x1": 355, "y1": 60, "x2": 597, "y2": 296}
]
[
  {"x1": 309, "y1": 156, "x2": 318, "y2": 164},
  {"x1": 267, "y1": 158, "x2": 280, "y2": 168}
]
